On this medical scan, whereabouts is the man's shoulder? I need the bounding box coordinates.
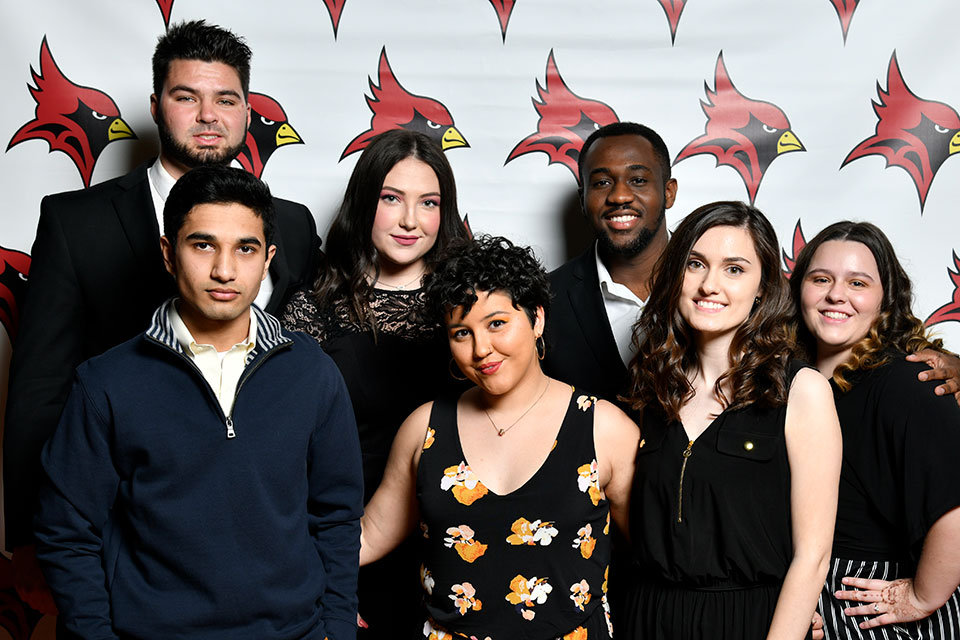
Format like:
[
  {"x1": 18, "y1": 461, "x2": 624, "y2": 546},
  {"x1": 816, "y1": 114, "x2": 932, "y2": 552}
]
[
  {"x1": 41, "y1": 163, "x2": 149, "y2": 210},
  {"x1": 548, "y1": 248, "x2": 596, "y2": 292}
]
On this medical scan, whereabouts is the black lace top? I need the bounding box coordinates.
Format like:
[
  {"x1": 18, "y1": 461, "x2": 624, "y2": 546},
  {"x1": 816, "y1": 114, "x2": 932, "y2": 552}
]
[{"x1": 281, "y1": 287, "x2": 457, "y2": 501}]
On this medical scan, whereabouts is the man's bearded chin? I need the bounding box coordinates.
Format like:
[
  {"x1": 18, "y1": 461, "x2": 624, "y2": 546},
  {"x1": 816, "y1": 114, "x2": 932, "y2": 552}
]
[
  {"x1": 157, "y1": 110, "x2": 245, "y2": 169},
  {"x1": 595, "y1": 205, "x2": 666, "y2": 259}
]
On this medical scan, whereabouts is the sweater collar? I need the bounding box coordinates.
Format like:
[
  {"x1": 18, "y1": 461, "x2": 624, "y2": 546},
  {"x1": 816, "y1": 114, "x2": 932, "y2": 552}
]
[{"x1": 146, "y1": 298, "x2": 292, "y2": 360}]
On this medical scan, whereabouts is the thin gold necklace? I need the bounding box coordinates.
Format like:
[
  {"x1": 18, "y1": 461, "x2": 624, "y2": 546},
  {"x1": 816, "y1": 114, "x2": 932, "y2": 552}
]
[
  {"x1": 370, "y1": 267, "x2": 425, "y2": 291},
  {"x1": 483, "y1": 378, "x2": 551, "y2": 437}
]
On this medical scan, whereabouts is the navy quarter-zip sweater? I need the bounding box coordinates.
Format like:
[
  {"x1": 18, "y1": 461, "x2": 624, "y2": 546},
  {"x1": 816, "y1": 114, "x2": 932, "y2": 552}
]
[{"x1": 35, "y1": 300, "x2": 363, "y2": 640}]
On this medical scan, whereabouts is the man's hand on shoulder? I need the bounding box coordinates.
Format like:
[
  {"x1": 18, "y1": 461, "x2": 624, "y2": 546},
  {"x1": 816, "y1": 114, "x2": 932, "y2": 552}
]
[{"x1": 908, "y1": 348, "x2": 960, "y2": 407}]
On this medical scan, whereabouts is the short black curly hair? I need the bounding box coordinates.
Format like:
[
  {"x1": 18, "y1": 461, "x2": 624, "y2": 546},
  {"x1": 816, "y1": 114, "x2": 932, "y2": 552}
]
[{"x1": 423, "y1": 235, "x2": 551, "y2": 326}]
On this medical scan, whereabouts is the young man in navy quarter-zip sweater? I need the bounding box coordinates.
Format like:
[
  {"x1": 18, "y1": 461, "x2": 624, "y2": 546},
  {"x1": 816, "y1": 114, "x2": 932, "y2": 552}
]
[{"x1": 34, "y1": 166, "x2": 362, "y2": 640}]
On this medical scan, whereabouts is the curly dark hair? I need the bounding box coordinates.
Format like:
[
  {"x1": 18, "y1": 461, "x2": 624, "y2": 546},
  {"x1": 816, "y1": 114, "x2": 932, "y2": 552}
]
[
  {"x1": 789, "y1": 220, "x2": 941, "y2": 391},
  {"x1": 423, "y1": 235, "x2": 551, "y2": 327},
  {"x1": 625, "y1": 201, "x2": 797, "y2": 421}
]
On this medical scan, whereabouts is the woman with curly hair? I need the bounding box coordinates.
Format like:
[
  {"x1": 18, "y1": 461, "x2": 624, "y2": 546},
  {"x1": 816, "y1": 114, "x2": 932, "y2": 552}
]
[
  {"x1": 281, "y1": 129, "x2": 469, "y2": 638},
  {"x1": 360, "y1": 235, "x2": 640, "y2": 639},
  {"x1": 622, "y1": 201, "x2": 842, "y2": 639},
  {"x1": 791, "y1": 221, "x2": 960, "y2": 638}
]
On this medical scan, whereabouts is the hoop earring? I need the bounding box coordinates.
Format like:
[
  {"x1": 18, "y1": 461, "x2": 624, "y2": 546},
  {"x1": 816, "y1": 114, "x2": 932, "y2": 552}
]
[
  {"x1": 449, "y1": 358, "x2": 468, "y2": 381},
  {"x1": 536, "y1": 336, "x2": 546, "y2": 361}
]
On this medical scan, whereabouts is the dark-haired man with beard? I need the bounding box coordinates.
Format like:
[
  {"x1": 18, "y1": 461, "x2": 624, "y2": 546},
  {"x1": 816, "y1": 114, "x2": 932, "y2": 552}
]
[
  {"x1": 4, "y1": 20, "x2": 320, "y2": 613},
  {"x1": 543, "y1": 122, "x2": 676, "y2": 406}
]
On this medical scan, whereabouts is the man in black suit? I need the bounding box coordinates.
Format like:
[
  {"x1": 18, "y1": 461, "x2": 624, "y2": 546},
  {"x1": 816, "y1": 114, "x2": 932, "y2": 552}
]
[
  {"x1": 4, "y1": 20, "x2": 320, "y2": 612},
  {"x1": 542, "y1": 122, "x2": 676, "y2": 406}
]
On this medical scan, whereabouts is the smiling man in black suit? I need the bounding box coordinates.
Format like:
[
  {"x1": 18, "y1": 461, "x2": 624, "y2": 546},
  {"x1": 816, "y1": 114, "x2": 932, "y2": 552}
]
[
  {"x1": 542, "y1": 122, "x2": 677, "y2": 406},
  {"x1": 3, "y1": 20, "x2": 320, "y2": 612}
]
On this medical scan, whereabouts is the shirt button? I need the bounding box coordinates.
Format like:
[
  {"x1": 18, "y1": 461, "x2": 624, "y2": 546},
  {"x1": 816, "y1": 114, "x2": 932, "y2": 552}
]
[{"x1": 743, "y1": 441, "x2": 754, "y2": 452}]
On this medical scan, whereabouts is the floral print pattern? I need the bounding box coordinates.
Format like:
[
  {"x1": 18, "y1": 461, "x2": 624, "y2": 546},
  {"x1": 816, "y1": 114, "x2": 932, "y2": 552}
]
[
  {"x1": 450, "y1": 582, "x2": 482, "y2": 615},
  {"x1": 441, "y1": 462, "x2": 489, "y2": 505},
  {"x1": 421, "y1": 564, "x2": 435, "y2": 595},
  {"x1": 444, "y1": 525, "x2": 488, "y2": 563},
  {"x1": 572, "y1": 524, "x2": 596, "y2": 559},
  {"x1": 423, "y1": 427, "x2": 436, "y2": 450},
  {"x1": 505, "y1": 574, "x2": 552, "y2": 620},
  {"x1": 505, "y1": 517, "x2": 558, "y2": 546},
  {"x1": 569, "y1": 579, "x2": 591, "y2": 611},
  {"x1": 577, "y1": 460, "x2": 603, "y2": 506},
  {"x1": 576, "y1": 395, "x2": 598, "y2": 411},
  {"x1": 563, "y1": 627, "x2": 588, "y2": 640}
]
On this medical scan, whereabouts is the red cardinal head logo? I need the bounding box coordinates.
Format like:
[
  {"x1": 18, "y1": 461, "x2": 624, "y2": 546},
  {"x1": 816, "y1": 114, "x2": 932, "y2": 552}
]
[
  {"x1": 0, "y1": 245, "x2": 31, "y2": 341},
  {"x1": 341, "y1": 48, "x2": 468, "y2": 160},
  {"x1": 781, "y1": 219, "x2": 808, "y2": 278},
  {"x1": 829, "y1": 0, "x2": 860, "y2": 43},
  {"x1": 657, "y1": 0, "x2": 688, "y2": 45},
  {"x1": 156, "y1": 0, "x2": 175, "y2": 27},
  {"x1": 488, "y1": 0, "x2": 516, "y2": 42},
  {"x1": 237, "y1": 92, "x2": 304, "y2": 178},
  {"x1": 675, "y1": 52, "x2": 804, "y2": 205},
  {"x1": 842, "y1": 52, "x2": 960, "y2": 213},
  {"x1": 323, "y1": 0, "x2": 347, "y2": 37},
  {"x1": 7, "y1": 38, "x2": 136, "y2": 187},
  {"x1": 925, "y1": 252, "x2": 960, "y2": 327},
  {"x1": 505, "y1": 49, "x2": 620, "y2": 183}
]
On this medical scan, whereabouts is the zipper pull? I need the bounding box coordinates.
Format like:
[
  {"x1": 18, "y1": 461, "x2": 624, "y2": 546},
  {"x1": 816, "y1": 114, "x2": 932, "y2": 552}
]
[
  {"x1": 226, "y1": 417, "x2": 236, "y2": 439},
  {"x1": 677, "y1": 440, "x2": 694, "y2": 523}
]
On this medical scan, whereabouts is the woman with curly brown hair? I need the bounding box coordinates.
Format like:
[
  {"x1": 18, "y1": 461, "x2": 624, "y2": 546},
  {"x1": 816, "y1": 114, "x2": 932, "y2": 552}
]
[
  {"x1": 791, "y1": 221, "x2": 960, "y2": 638},
  {"x1": 360, "y1": 236, "x2": 640, "y2": 639},
  {"x1": 621, "y1": 201, "x2": 842, "y2": 639}
]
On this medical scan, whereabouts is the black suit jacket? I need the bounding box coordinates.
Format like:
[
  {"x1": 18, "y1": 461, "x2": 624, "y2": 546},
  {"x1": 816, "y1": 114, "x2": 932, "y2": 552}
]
[
  {"x1": 3, "y1": 160, "x2": 321, "y2": 547},
  {"x1": 542, "y1": 247, "x2": 631, "y2": 407}
]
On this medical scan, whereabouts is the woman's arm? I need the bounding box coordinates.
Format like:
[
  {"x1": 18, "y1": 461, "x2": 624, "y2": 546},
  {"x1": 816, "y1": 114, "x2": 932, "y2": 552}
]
[
  {"x1": 767, "y1": 368, "x2": 843, "y2": 640},
  {"x1": 593, "y1": 399, "x2": 641, "y2": 541},
  {"x1": 359, "y1": 401, "x2": 432, "y2": 566},
  {"x1": 834, "y1": 505, "x2": 960, "y2": 627}
]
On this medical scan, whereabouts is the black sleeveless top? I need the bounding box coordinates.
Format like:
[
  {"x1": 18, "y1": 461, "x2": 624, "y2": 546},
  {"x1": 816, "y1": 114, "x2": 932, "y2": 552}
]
[
  {"x1": 417, "y1": 389, "x2": 612, "y2": 640},
  {"x1": 624, "y1": 363, "x2": 809, "y2": 639}
]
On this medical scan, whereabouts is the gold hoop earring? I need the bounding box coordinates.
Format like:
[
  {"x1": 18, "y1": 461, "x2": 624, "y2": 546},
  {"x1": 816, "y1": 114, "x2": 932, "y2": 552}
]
[
  {"x1": 449, "y1": 358, "x2": 468, "y2": 381},
  {"x1": 536, "y1": 336, "x2": 546, "y2": 361}
]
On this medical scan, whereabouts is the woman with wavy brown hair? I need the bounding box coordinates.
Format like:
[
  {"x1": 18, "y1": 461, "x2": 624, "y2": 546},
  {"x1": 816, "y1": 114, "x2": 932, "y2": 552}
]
[
  {"x1": 791, "y1": 221, "x2": 960, "y2": 638},
  {"x1": 621, "y1": 201, "x2": 842, "y2": 639}
]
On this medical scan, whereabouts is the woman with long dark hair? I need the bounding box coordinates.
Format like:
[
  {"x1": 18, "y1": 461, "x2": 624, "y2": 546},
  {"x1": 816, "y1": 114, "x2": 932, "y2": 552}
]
[
  {"x1": 281, "y1": 129, "x2": 469, "y2": 638},
  {"x1": 791, "y1": 221, "x2": 960, "y2": 638},
  {"x1": 360, "y1": 236, "x2": 640, "y2": 639},
  {"x1": 622, "y1": 201, "x2": 842, "y2": 638}
]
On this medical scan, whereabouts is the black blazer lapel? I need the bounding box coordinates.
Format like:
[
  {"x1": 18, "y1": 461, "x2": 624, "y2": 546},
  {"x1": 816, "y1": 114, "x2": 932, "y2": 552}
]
[
  {"x1": 567, "y1": 249, "x2": 629, "y2": 381},
  {"x1": 112, "y1": 161, "x2": 171, "y2": 290}
]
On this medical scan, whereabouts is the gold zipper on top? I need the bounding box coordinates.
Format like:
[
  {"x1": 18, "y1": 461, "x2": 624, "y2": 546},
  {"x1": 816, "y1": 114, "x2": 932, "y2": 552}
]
[{"x1": 677, "y1": 440, "x2": 694, "y2": 523}]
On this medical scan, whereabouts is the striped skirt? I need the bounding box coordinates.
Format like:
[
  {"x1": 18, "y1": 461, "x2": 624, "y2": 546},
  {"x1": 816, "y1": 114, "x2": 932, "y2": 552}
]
[{"x1": 819, "y1": 557, "x2": 960, "y2": 639}]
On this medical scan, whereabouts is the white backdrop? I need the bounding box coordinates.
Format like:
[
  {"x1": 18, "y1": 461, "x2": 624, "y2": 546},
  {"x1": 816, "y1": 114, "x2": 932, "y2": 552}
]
[{"x1": 0, "y1": 0, "x2": 959, "y2": 632}]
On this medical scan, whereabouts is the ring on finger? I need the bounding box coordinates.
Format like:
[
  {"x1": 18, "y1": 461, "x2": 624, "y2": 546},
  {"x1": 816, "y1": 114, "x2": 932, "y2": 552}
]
[{"x1": 873, "y1": 603, "x2": 880, "y2": 613}]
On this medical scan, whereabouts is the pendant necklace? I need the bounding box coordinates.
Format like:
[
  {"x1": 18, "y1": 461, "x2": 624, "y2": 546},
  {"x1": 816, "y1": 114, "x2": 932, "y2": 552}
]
[{"x1": 484, "y1": 377, "x2": 551, "y2": 437}]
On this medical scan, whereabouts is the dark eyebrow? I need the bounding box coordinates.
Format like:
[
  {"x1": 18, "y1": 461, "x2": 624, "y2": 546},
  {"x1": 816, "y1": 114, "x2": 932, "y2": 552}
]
[
  {"x1": 807, "y1": 267, "x2": 875, "y2": 281},
  {"x1": 587, "y1": 164, "x2": 653, "y2": 179},
  {"x1": 168, "y1": 85, "x2": 242, "y2": 100},
  {"x1": 184, "y1": 232, "x2": 262, "y2": 247},
  {"x1": 381, "y1": 185, "x2": 441, "y2": 199},
  {"x1": 688, "y1": 249, "x2": 752, "y2": 265}
]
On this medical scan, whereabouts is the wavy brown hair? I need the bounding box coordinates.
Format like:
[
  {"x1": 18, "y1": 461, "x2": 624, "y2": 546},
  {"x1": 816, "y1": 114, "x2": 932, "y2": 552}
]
[
  {"x1": 625, "y1": 201, "x2": 797, "y2": 421},
  {"x1": 789, "y1": 221, "x2": 941, "y2": 391}
]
